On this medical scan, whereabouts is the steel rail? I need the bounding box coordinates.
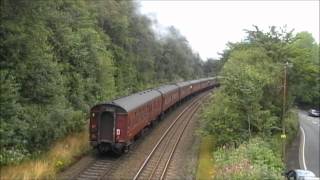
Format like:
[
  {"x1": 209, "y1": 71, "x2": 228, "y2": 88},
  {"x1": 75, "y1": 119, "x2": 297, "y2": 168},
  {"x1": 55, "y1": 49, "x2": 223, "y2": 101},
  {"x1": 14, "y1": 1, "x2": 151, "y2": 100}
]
[
  {"x1": 160, "y1": 103, "x2": 201, "y2": 180},
  {"x1": 133, "y1": 92, "x2": 209, "y2": 180},
  {"x1": 147, "y1": 102, "x2": 201, "y2": 180},
  {"x1": 76, "y1": 158, "x2": 118, "y2": 180}
]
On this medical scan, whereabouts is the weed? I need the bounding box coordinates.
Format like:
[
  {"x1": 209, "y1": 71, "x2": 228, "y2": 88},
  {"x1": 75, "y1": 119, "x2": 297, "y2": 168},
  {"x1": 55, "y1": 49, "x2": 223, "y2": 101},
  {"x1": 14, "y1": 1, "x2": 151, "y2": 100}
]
[{"x1": 0, "y1": 129, "x2": 90, "y2": 179}]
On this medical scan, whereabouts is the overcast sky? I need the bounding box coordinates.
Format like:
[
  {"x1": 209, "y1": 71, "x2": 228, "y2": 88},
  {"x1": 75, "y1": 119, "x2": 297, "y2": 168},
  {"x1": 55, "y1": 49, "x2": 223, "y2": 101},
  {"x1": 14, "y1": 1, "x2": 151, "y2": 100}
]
[{"x1": 139, "y1": 0, "x2": 319, "y2": 60}]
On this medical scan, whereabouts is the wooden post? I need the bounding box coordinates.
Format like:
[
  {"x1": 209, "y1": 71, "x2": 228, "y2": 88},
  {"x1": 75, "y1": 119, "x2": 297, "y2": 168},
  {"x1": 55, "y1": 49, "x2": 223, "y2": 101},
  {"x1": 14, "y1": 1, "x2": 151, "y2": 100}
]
[{"x1": 282, "y1": 62, "x2": 288, "y2": 161}]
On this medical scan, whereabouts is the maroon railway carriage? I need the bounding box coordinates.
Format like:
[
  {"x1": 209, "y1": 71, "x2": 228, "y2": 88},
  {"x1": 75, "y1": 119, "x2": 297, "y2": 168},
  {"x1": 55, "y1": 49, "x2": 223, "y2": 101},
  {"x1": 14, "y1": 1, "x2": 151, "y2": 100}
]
[
  {"x1": 189, "y1": 79, "x2": 203, "y2": 94},
  {"x1": 176, "y1": 81, "x2": 193, "y2": 101},
  {"x1": 156, "y1": 84, "x2": 180, "y2": 113},
  {"x1": 208, "y1": 77, "x2": 218, "y2": 87},
  {"x1": 89, "y1": 77, "x2": 219, "y2": 154},
  {"x1": 90, "y1": 89, "x2": 162, "y2": 153},
  {"x1": 200, "y1": 78, "x2": 212, "y2": 90}
]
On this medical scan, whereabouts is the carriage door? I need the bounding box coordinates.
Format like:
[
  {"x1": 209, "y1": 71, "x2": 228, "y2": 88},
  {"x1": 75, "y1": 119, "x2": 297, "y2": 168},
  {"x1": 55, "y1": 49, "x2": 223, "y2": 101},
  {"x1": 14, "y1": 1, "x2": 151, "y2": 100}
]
[{"x1": 99, "y1": 111, "x2": 115, "y2": 142}]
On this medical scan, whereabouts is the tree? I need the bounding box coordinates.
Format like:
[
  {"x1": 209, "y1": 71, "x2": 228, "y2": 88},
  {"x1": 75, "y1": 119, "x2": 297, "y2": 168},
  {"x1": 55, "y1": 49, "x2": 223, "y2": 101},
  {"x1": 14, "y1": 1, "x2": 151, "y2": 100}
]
[
  {"x1": 288, "y1": 32, "x2": 320, "y2": 107},
  {"x1": 0, "y1": 0, "x2": 208, "y2": 165},
  {"x1": 202, "y1": 26, "x2": 318, "y2": 146},
  {"x1": 203, "y1": 58, "x2": 223, "y2": 76}
]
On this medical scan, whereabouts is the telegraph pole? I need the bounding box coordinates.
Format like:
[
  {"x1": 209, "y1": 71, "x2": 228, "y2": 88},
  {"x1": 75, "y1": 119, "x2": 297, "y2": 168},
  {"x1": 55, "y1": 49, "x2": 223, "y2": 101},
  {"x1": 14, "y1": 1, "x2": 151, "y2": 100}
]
[{"x1": 281, "y1": 62, "x2": 289, "y2": 160}]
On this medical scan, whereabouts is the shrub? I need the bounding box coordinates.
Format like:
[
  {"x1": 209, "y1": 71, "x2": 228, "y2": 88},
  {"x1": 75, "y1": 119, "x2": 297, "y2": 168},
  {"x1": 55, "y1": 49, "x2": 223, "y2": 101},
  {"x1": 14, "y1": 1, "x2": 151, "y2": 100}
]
[
  {"x1": 284, "y1": 109, "x2": 299, "y2": 143},
  {"x1": 214, "y1": 137, "x2": 284, "y2": 179},
  {"x1": 0, "y1": 147, "x2": 30, "y2": 166},
  {"x1": 0, "y1": 130, "x2": 90, "y2": 179}
]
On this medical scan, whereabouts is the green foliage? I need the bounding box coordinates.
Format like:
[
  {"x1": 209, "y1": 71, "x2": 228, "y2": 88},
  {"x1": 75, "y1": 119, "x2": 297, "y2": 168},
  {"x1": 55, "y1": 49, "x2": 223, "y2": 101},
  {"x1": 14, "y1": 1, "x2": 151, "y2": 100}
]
[
  {"x1": 202, "y1": 91, "x2": 248, "y2": 146},
  {"x1": 203, "y1": 58, "x2": 224, "y2": 77},
  {"x1": 288, "y1": 32, "x2": 320, "y2": 107},
  {"x1": 0, "y1": 70, "x2": 26, "y2": 152},
  {"x1": 202, "y1": 26, "x2": 318, "y2": 149},
  {"x1": 214, "y1": 137, "x2": 284, "y2": 179},
  {"x1": 0, "y1": 0, "x2": 209, "y2": 166},
  {"x1": 0, "y1": 147, "x2": 30, "y2": 166},
  {"x1": 201, "y1": 26, "x2": 317, "y2": 178},
  {"x1": 0, "y1": 70, "x2": 20, "y2": 122},
  {"x1": 284, "y1": 109, "x2": 299, "y2": 144}
]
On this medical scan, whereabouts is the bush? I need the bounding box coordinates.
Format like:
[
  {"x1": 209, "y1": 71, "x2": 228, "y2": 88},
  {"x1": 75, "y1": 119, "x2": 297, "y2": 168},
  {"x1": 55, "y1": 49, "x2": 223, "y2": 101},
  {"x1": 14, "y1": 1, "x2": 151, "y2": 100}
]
[
  {"x1": 214, "y1": 137, "x2": 284, "y2": 179},
  {"x1": 0, "y1": 104, "x2": 86, "y2": 166},
  {"x1": 201, "y1": 91, "x2": 249, "y2": 147},
  {"x1": 0, "y1": 130, "x2": 90, "y2": 179},
  {"x1": 0, "y1": 147, "x2": 30, "y2": 166},
  {"x1": 284, "y1": 109, "x2": 299, "y2": 143}
]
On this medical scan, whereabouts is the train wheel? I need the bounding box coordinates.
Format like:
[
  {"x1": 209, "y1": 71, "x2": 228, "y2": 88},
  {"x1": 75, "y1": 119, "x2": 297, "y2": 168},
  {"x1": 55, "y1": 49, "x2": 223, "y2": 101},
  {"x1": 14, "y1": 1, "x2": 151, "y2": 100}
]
[
  {"x1": 98, "y1": 144, "x2": 110, "y2": 154},
  {"x1": 112, "y1": 146, "x2": 124, "y2": 155},
  {"x1": 124, "y1": 145, "x2": 130, "y2": 153},
  {"x1": 98, "y1": 148, "x2": 106, "y2": 155},
  {"x1": 112, "y1": 143, "x2": 125, "y2": 155},
  {"x1": 159, "y1": 113, "x2": 164, "y2": 120},
  {"x1": 150, "y1": 120, "x2": 157, "y2": 128}
]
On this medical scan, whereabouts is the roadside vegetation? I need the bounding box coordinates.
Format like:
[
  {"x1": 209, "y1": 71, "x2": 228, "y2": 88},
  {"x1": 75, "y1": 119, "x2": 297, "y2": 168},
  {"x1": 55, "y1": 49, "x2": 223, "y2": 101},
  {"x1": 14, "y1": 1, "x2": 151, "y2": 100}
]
[{"x1": 201, "y1": 26, "x2": 319, "y2": 178}]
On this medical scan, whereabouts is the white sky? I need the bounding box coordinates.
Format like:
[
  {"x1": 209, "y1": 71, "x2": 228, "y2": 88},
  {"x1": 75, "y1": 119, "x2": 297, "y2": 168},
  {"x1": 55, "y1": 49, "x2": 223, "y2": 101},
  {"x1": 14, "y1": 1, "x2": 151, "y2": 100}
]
[{"x1": 139, "y1": 0, "x2": 320, "y2": 60}]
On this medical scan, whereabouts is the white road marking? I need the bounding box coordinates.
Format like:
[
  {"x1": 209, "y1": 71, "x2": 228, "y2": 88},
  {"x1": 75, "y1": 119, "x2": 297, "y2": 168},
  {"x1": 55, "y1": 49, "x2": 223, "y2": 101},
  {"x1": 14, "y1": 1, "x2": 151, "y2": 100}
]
[{"x1": 300, "y1": 126, "x2": 307, "y2": 170}]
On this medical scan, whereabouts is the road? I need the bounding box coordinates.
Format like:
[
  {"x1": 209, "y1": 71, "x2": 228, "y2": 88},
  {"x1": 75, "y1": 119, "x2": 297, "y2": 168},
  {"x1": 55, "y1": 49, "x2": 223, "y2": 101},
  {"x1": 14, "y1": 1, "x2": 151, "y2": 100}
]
[{"x1": 299, "y1": 110, "x2": 320, "y2": 177}]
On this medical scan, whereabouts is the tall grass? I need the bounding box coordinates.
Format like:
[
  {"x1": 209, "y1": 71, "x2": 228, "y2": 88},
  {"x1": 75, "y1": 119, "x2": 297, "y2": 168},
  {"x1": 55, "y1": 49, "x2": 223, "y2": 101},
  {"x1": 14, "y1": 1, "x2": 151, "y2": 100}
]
[
  {"x1": 196, "y1": 136, "x2": 215, "y2": 180},
  {"x1": 0, "y1": 129, "x2": 90, "y2": 179}
]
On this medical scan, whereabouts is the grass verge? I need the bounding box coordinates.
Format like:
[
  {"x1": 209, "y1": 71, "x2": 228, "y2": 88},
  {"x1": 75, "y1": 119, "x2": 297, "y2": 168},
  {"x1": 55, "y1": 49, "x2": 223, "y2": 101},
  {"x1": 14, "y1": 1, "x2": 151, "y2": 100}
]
[
  {"x1": 196, "y1": 135, "x2": 215, "y2": 180},
  {"x1": 0, "y1": 129, "x2": 90, "y2": 179}
]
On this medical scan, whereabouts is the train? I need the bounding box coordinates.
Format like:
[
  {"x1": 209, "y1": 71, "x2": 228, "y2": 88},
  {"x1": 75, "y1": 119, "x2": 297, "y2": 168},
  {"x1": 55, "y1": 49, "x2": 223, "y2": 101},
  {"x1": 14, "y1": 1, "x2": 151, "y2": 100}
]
[{"x1": 89, "y1": 77, "x2": 219, "y2": 154}]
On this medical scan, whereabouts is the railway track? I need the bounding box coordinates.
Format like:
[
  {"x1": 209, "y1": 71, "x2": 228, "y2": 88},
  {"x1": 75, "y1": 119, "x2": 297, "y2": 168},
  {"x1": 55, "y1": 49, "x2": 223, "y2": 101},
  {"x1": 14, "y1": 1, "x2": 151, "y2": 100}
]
[
  {"x1": 75, "y1": 156, "x2": 118, "y2": 180},
  {"x1": 133, "y1": 92, "x2": 207, "y2": 180},
  {"x1": 72, "y1": 91, "x2": 209, "y2": 180}
]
